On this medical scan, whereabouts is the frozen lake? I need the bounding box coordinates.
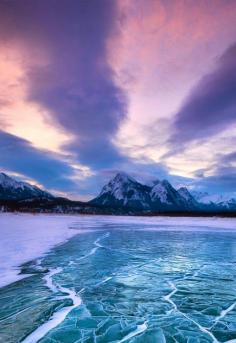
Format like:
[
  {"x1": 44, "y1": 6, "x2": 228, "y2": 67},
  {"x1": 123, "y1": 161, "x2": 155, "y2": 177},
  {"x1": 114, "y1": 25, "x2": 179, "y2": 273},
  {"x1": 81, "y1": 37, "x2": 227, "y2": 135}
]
[{"x1": 0, "y1": 214, "x2": 236, "y2": 342}]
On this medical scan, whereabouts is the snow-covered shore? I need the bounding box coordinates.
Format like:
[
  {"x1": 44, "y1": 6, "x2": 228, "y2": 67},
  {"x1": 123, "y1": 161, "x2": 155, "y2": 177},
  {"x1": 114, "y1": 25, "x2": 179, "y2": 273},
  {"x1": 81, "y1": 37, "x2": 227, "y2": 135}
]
[{"x1": 0, "y1": 214, "x2": 82, "y2": 288}]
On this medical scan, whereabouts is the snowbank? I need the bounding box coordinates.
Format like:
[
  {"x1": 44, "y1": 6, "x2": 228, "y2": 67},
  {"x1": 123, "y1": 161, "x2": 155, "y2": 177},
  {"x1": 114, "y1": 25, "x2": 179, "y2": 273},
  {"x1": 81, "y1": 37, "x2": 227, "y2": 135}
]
[{"x1": 0, "y1": 214, "x2": 81, "y2": 288}]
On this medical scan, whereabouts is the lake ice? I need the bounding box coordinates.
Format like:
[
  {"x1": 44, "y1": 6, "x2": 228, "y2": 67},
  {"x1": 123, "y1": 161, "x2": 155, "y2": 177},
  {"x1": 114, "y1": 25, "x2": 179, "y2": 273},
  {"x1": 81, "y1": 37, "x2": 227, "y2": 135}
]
[{"x1": 0, "y1": 214, "x2": 236, "y2": 342}]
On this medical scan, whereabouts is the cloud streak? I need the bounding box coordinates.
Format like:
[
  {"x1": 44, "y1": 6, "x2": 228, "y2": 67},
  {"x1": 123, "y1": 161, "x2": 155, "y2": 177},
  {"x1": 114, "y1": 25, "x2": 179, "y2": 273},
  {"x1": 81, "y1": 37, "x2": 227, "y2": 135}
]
[
  {"x1": 0, "y1": 131, "x2": 77, "y2": 192},
  {"x1": 0, "y1": 0, "x2": 127, "y2": 169},
  {"x1": 168, "y1": 42, "x2": 236, "y2": 150}
]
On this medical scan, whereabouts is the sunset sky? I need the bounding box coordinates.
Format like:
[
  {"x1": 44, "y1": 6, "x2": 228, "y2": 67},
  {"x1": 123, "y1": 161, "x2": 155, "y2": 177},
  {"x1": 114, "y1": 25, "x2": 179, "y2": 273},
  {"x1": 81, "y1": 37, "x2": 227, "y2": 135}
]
[{"x1": 0, "y1": 0, "x2": 236, "y2": 200}]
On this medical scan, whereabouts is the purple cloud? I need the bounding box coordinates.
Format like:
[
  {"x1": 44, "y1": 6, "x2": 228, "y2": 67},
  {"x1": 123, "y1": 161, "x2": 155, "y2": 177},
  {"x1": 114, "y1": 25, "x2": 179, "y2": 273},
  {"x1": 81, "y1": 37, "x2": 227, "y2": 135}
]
[
  {"x1": 189, "y1": 150, "x2": 236, "y2": 194},
  {"x1": 0, "y1": 0, "x2": 127, "y2": 168},
  {"x1": 168, "y1": 42, "x2": 236, "y2": 150},
  {"x1": 0, "y1": 131, "x2": 77, "y2": 192}
]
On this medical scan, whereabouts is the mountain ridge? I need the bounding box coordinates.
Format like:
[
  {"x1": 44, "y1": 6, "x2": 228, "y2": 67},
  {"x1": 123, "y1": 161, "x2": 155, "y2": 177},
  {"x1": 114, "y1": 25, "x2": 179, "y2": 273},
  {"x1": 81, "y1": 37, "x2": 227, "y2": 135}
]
[
  {"x1": 90, "y1": 173, "x2": 201, "y2": 212},
  {"x1": 0, "y1": 171, "x2": 235, "y2": 215},
  {"x1": 0, "y1": 172, "x2": 53, "y2": 200},
  {"x1": 90, "y1": 173, "x2": 236, "y2": 212}
]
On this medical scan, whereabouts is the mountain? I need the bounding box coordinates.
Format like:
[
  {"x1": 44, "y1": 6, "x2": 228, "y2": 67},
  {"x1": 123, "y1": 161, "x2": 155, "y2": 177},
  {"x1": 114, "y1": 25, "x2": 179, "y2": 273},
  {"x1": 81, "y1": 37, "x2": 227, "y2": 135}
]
[
  {"x1": 191, "y1": 191, "x2": 209, "y2": 202},
  {"x1": 90, "y1": 172, "x2": 151, "y2": 211},
  {"x1": 0, "y1": 173, "x2": 53, "y2": 200},
  {"x1": 90, "y1": 172, "x2": 236, "y2": 213},
  {"x1": 0, "y1": 171, "x2": 235, "y2": 215},
  {"x1": 90, "y1": 173, "x2": 199, "y2": 212},
  {"x1": 192, "y1": 191, "x2": 236, "y2": 211},
  {"x1": 150, "y1": 180, "x2": 197, "y2": 211},
  {"x1": 178, "y1": 187, "x2": 200, "y2": 209}
]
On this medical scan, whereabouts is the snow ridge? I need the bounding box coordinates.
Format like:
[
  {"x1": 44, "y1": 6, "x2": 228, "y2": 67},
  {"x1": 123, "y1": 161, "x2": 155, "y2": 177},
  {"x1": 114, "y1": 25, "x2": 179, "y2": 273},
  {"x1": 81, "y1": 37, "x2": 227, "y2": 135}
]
[{"x1": 91, "y1": 172, "x2": 236, "y2": 212}]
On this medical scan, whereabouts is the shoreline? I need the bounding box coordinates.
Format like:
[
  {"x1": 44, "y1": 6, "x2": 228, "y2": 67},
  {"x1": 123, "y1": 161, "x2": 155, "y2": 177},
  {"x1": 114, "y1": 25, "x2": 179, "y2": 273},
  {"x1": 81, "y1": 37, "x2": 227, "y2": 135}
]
[{"x1": 1, "y1": 209, "x2": 236, "y2": 218}]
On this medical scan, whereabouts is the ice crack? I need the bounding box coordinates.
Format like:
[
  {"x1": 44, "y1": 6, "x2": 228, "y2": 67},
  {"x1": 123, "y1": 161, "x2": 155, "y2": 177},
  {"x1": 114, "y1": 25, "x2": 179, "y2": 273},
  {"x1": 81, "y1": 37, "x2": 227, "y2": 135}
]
[
  {"x1": 211, "y1": 301, "x2": 236, "y2": 328},
  {"x1": 163, "y1": 281, "x2": 178, "y2": 314},
  {"x1": 117, "y1": 321, "x2": 148, "y2": 342},
  {"x1": 163, "y1": 280, "x2": 220, "y2": 343},
  {"x1": 22, "y1": 233, "x2": 111, "y2": 343},
  {"x1": 21, "y1": 267, "x2": 83, "y2": 343}
]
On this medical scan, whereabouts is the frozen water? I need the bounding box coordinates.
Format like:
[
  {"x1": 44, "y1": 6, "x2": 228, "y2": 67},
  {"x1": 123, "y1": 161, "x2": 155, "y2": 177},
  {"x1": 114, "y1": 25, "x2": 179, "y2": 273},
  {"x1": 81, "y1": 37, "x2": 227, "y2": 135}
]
[{"x1": 0, "y1": 214, "x2": 236, "y2": 342}]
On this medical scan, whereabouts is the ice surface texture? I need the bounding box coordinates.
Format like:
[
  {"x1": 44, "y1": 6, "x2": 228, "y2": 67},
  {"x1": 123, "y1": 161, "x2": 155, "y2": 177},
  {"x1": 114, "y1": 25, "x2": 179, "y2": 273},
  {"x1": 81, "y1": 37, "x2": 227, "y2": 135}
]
[{"x1": 0, "y1": 214, "x2": 236, "y2": 342}]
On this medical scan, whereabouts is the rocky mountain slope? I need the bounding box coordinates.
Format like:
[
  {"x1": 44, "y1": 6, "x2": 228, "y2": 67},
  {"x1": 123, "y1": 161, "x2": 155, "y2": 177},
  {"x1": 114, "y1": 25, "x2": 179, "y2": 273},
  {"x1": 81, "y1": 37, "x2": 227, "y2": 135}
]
[
  {"x1": 90, "y1": 172, "x2": 151, "y2": 210},
  {"x1": 91, "y1": 172, "x2": 236, "y2": 212},
  {"x1": 0, "y1": 173, "x2": 53, "y2": 200},
  {"x1": 90, "y1": 173, "x2": 198, "y2": 212}
]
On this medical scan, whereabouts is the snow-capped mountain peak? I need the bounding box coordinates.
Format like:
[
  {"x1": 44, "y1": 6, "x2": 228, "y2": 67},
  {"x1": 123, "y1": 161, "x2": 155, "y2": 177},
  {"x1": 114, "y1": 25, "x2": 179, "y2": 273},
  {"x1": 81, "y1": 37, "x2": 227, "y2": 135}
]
[
  {"x1": 0, "y1": 172, "x2": 53, "y2": 200},
  {"x1": 150, "y1": 180, "x2": 195, "y2": 210},
  {"x1": 91, "y1": 172, "x2": 200, "y2": 211},
  {"x1": 0, "y1": 173, "x2": 24, "y2": 189},
  {"x1": 91, "y1": 172, "x2": 151, "y2": 210},
  {"x1": 192, "y1": 191, "x2": 229, "y2": 204},
  {"x1": 115, "y1": 171, "x2": 134, "y2": 180},
  {"x1": 91, "y1": 172, "x2": 236, "y2": 212},
  {"x1": 191, "y1": 190, "x2": 236, "y2": 209},
  {"x1": 110, "y1": 172, "x2": 136, "y2": 185},
  {"x1": 99, "y1": 173, "x2": 137, "y2": 198}
]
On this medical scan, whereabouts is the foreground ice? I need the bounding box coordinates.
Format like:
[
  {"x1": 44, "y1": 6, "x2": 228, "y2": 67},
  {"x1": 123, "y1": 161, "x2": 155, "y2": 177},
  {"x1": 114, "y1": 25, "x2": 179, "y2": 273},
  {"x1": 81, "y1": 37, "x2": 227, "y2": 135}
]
[
  {"x1": 0, "y1": 213, "x2": 235, "y2": 289},
  {"x1": 0, "y1": 214, "x2": 236, "y2": 342}
]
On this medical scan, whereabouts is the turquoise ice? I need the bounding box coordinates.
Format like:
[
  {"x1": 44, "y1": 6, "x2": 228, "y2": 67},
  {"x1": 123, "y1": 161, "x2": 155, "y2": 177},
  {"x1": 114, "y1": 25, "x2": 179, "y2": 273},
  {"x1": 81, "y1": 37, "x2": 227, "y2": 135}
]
[{"x1": 0, "y1": 219, "x2": 236, "y2": 342}]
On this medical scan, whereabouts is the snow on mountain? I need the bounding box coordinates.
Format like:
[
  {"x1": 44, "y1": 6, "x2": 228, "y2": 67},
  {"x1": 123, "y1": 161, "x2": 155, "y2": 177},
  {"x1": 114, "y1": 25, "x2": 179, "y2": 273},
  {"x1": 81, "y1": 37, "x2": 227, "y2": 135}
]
[
  {"x1": 99, "y1": 172, "x2": 137, "y2": 200},
  {"x1": 178, "y1": 187, "x2": 199, "y2": 208},
  {"x1": 0, "y1": 173, "x2": 53, "y2": 200},
  {"x1": 150, "y1": 180, "x2": 197, "y2": 210},
  {"x1": 1, "y1": 171, "x2": 235, "y2": 213},
  {"x1": 150, "y1": 181, "x2": 171, "y2": 204},
  {"x1": 178, "y1": 187, "x2": 192, "y2": 201},
  {"x1": 91, "y1": 173, "x2": 199, "y2": 212},
  {"x1": 150, "y1": 180, "x2": 181, "y2": 206},
  {"x1": 193, "y1": 192, "x2": 230, "y2": 205},
  {"x1": 90, "y1": 172, "x2": 151, "y2": 210},
  {"x1": 191, "y1": 191, "x2": 236, "y2": 210},
  {"x1": 91, "y1": 172, "x2": 236, "y2": 212}
]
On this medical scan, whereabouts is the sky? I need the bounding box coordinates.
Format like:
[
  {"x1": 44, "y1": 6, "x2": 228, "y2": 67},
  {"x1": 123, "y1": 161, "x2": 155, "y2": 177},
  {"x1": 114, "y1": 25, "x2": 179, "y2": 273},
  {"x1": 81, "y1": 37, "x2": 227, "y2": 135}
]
[{"x1": 0, "y1": 0, "x2": 236, "y2": 200}]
